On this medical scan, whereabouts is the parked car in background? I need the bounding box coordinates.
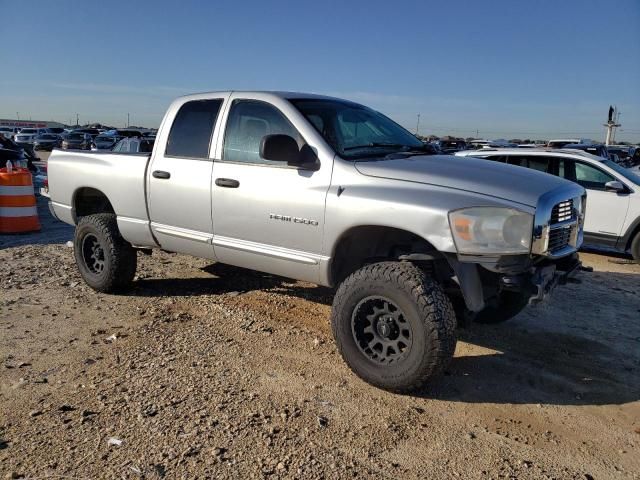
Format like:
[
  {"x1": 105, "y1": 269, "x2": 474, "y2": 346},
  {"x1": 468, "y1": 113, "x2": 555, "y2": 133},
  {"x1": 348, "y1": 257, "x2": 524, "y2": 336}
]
[
  {"x1": 73, "y1": 128, "x2": 101, "y2": 138},
  {"x1": 46, "y1": 127, "x2": 66, "y2": 135},
  {"x1": 0, "y1": 126, "x2": 20, "y2": 140},
  {"x1": 547, "y1": 138, "x2": 580, "y2": 148},
  {"x1": 111, "y1": 137, "x2": 155, "y2": 153},
  {"x1": 115, "y1": 129, "x2": 144, "y2": 138},
  {"x1": 455, "y1": 148, "x2": 640, "y2": 260},
  {"x1": 33, "y1": 133, "x2": 62, "y2": 151},
  {"x1": 468, "y1": 139, "x2": 491, "y2": 149},
  {"x1": 62, "y1": 132, "x2": 92, "y2": 150},
  {"x1": 607, "y1": 145, "x2": 632, "y2": 163},
  {"x1": 14, "y1": 128, "x2": 48, "y2": 148},
  {"x1": 91, "y1": 135, "x2": 119, "y2": 151},
  {"x1": 0, "y1": 135, "x2": 38, "y2": 172},
  {"x1": 562, "y1": 143, "x2": 608, "y2": 159},
  {"x1": 437, "y1": 139, "x2": 467, "y2": 154}
]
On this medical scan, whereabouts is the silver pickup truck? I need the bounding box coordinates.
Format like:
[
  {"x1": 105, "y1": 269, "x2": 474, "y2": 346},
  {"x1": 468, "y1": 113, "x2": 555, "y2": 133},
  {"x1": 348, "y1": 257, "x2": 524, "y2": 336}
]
[{"x1": 47, "y1": 91, "x2": 586, "y2": 392}]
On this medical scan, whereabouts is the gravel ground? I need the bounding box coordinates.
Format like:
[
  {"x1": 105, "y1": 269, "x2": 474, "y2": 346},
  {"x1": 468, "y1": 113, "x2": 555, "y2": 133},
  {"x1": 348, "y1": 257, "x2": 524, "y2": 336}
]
[{"x1": 1, "y1": 189, "x2": 639, "y2": 479}]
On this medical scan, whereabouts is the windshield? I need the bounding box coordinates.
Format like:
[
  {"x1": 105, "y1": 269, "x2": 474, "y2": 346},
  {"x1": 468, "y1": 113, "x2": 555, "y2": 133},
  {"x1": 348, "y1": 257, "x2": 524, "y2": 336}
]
[
  {"x1": 38, "y1": 134, "x2": 57, "y2": 140},
  {"x1": 290, "y1": 99, "x2": 423, "y2": 159},
  {"x1": 602, "y1": 159, "x2": 640, "y2": 186},
  {"x1": 68, "y1": 134, "x2": 84, "y2": 140},
  {"x1": 95, "y1": 136, "x2": 114, "y2": 142},
  {"x1": 21, "y1": 129, "x2": 37, "y2": 134}
]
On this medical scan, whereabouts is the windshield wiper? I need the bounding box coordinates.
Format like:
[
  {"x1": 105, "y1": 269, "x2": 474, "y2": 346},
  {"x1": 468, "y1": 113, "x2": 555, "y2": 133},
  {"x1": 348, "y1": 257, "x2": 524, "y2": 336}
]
[{"x1": 343, "y1": 142, "x2": 409, "y2": 151}]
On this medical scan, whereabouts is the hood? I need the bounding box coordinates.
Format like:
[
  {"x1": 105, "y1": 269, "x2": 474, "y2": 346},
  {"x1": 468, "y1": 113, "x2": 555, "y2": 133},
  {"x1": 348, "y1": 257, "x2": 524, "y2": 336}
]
[{"x1": 354, "y1": 154, "x2": 573, "y2": 207}]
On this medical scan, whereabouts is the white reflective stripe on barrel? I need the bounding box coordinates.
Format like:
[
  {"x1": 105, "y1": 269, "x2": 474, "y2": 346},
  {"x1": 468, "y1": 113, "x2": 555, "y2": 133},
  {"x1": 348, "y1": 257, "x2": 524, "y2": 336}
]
[
  {"x1": 0, "y1": 185, "x2": 35, "y2": 195},
  {"x1": 0, "y1": 206, "x2": 38, "y2": 217}
]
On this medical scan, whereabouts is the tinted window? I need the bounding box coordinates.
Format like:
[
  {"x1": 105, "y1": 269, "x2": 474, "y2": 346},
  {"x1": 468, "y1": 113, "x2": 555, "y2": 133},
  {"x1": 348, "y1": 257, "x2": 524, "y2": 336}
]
[
  {"x1": 503, "y1": 155, "x2": 550, "y2": 172},
  {"x1": 573, "y1": 162, "x2": 615, "y2": 190},
  {"x1": 527, "y1": 157, "x2": 549, "y2": 173},
  {"x1": 223, "y1": 100, "x2": 301, "y2": 165},
  {"x1": 165, "y1": 99, "x2": 222, "y2": 158},
  {"x1": 484, "y1": 155, "x2": 507, "y2": 163}
]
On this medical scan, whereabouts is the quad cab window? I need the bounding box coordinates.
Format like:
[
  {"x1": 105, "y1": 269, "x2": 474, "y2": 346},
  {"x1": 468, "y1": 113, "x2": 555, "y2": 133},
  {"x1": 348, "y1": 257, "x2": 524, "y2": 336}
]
[
  {"x1": 166, "y1": 99, "x2": 222, "y2": 159},
  {"x1": 223, "y1": 100, "x2": 303, "y2": 165}
]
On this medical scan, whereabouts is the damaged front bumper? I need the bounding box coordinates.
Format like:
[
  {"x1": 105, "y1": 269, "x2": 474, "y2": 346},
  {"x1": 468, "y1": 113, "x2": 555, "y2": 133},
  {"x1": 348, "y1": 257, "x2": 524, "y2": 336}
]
[
  {"x1": 526, "y1": 254, "x2": 582, "y2": 304},
  {"x1": 446, "y1": 252, "x2": 584, "y2": 312}
]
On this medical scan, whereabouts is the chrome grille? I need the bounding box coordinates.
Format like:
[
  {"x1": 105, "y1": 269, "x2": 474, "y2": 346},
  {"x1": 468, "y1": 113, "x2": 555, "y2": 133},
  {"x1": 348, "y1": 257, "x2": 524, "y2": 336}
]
[
  {"x1": 548, "y1": 226, "x2": 573, "y2": 253},
  {"x1": 551, "y1": 199, "x2": 574, "y2": 223},
  {"x1": 547, "y1": 199, "x2": 576, "y2": 254}
]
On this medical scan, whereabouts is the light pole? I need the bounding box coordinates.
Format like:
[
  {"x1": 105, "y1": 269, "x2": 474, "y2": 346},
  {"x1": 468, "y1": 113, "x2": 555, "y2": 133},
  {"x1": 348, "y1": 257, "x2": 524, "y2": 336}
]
[
  {"x1": 76, "y1": 113, "x2": 79, "y2": 127},
  {"x1": 416, "y1": 114, "x2": 421, "y2": 136}
]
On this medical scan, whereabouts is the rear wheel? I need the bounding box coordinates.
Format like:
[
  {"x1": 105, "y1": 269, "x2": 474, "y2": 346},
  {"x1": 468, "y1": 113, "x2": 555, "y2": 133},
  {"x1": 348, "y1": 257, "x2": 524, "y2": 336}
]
[
  {"x1": 331, "y1": 261, "x2": 456, "y2": 393},
  {"x1": 74, "y1": 213, "x2": 137, "y2": 293}
]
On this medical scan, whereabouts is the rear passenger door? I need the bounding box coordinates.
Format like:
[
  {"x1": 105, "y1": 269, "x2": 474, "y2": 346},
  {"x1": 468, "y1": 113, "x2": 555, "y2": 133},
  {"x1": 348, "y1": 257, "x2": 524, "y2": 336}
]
[{"x1": 147, "y1": 95, "x2": 227, "y2": 259}]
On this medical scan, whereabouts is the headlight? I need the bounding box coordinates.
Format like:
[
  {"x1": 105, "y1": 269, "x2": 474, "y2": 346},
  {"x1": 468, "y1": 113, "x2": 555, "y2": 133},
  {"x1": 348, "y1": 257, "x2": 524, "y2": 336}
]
[{"x1": 449, "y1": 207, "x2": 533, "y2": 255}]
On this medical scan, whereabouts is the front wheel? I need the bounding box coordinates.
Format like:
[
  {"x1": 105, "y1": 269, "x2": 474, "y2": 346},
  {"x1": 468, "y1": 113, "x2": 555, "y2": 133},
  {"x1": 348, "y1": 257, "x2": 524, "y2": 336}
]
[
  {"x1": 74, "y1": 213, "x2": 137, "y2": 293},
  {"x1": 331, "y1": 261, "x2": 457, "y2": 393},
  {"x1": 630, "y1": 231, "x2": 640, "y2": 262}
]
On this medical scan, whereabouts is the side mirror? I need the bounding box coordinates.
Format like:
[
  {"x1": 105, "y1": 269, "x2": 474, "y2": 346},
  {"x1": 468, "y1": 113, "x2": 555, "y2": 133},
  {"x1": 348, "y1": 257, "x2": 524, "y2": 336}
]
[
  {"x1": 260, "y1": 134, "x2": 299, "y2": 164},
  {"x1": 260, "y1": 134, "x2": 319, "y2": 170},
  {"x1": 604, "y1": 180, "x2": 625, "y2": 193}
]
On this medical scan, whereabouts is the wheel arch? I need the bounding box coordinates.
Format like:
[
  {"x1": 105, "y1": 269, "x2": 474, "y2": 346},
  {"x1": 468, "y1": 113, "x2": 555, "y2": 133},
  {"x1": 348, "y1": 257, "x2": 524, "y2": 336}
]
[
  {"x1": 327, "y1": 225, "x2": 440, "y2": 287},
  {"x1": 72, "y1": 187, "x2": 115, "y2": 223}
]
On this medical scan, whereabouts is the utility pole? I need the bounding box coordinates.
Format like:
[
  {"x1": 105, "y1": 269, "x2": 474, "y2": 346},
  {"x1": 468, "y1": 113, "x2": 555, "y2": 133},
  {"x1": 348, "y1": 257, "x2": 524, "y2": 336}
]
[
  {"x1": 415, "y1": 114, "x2": 421, "y2": 135},
  {"x1": 604, "y1": 105, "x2": 621, "y2": 146},
  {"x1": 127, "y1": 113, "x2": 130, "y2": 128},
  {"x1": 16, "y1": 112, "x2": 20, "y2": 120},
  {"x1": 76, "y1": 113, "x2": 79, "y2": 127}
]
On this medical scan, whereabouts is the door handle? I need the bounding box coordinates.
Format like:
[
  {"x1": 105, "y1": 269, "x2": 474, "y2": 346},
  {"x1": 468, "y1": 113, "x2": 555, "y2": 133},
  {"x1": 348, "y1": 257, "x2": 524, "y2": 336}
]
[
  {"x1": 215, "y1": 178, "x2": 240, "y2": 188},
  {"x1": 152, "y1": 170, "x2": 171, "y2": 179}
]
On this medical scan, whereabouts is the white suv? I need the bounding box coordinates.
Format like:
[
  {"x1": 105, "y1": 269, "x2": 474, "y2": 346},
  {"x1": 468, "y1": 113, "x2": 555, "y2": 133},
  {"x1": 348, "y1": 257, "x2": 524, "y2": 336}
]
[{"x1": 455, "y1": 148, "x2": 640, "y2": 260}]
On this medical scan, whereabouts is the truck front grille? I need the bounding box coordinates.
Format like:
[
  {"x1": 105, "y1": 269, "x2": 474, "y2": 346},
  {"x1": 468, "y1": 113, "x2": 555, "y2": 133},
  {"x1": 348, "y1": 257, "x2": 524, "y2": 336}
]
[
  {"x1": 551, "y1": 199, "x2": 574, "y2": 223},
  {"x1": 546, "y1": 199, "x2": 577, "y2": 254},
  {"x1": 548, "y1": 226, "x2": 573, "y2": 253}
]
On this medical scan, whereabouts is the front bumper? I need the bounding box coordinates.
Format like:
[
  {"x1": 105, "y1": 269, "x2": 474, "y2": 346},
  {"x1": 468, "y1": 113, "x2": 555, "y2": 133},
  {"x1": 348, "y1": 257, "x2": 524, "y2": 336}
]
[
  {"x1": 527, "y1": 254, "x2": 582, "y2": 304},
  {"x1": 446, "y1": 252, "x2": 583, "y2": 312}
]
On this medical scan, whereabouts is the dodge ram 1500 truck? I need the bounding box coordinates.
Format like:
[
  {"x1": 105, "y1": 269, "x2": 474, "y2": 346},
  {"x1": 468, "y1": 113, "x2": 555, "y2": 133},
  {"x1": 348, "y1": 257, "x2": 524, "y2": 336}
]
[{"x1": 47, "y1": 91, "x2": 586, "y2": 392}]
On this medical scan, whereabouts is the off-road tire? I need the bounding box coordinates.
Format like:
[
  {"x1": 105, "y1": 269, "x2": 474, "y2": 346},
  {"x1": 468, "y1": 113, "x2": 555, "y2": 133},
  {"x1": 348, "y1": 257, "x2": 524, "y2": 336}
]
[
  {"x1": 331, "y1": 261, "x2": 457, "y2": 393},
  {"x1": 74, "y1": 213, "x2": 137, "y2": 293},
  {"x1": 473, "y1": 291, "x2": 529, "y2": 324},
  {"x1": 630, "y1": 231, "x2": 640, "y2": 263}
]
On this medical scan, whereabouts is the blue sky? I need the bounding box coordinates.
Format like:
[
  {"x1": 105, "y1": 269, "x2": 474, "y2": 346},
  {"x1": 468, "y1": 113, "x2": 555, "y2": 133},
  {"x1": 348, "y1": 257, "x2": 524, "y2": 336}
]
[{"x1": 1, "y1": 0, "x2": 639, "y2": 141}]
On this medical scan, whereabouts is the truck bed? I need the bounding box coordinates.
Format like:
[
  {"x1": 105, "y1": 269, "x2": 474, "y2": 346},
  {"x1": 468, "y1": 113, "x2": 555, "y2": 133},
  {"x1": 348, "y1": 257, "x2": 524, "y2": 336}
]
[{"x1": 47, "y1": 149, "x2": 155, "y2": 246}]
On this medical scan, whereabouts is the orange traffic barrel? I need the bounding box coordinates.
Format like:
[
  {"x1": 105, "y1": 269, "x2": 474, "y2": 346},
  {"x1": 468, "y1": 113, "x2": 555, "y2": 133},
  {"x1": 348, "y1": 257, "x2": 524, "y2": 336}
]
[{"x1": 0, "y1": 167, "x2": 41, "y2": 233}]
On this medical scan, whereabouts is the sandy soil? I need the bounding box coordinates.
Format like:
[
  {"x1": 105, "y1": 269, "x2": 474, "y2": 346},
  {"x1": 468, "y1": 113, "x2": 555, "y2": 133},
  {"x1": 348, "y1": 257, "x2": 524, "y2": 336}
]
[{"x1": 1, "y1": 190, "x2": 639, "y2": 479}]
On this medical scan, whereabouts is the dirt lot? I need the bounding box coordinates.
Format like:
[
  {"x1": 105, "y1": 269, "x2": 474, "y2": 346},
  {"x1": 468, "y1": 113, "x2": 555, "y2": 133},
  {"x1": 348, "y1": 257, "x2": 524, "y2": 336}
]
[{"x1": 1, "y1": 189, "x2": 639, "y2": 479}]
